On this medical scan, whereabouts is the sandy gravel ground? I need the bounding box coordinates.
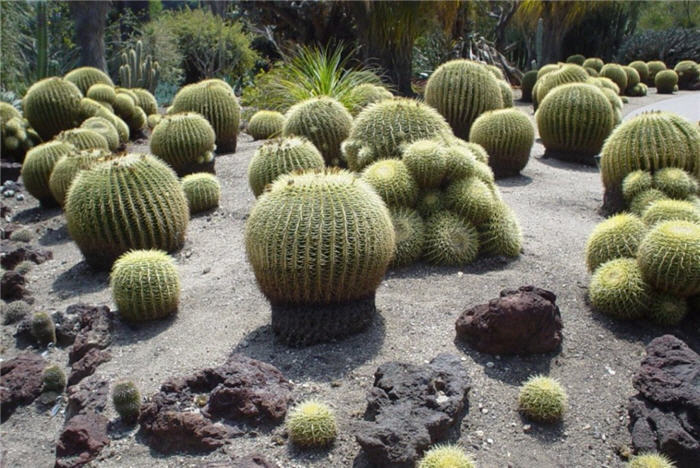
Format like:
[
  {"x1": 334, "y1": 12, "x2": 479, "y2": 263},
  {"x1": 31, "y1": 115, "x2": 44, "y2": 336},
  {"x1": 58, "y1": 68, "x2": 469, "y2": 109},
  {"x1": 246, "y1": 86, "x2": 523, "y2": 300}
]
[{"x1": 1, "y1": 89, "x2": 698, "y2": 468}]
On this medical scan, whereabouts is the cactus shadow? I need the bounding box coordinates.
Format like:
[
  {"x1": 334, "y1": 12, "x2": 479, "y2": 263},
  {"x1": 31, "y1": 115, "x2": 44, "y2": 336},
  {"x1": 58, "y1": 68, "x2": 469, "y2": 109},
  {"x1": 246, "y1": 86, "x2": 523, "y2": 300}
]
[
  {"x1": 11, "y1": 205, "x2": 61, "y2": 224},
  {"x1": 38, "y1": 223, "x2": 70, "y2": 246},
  {"x1": 231, "y1": 313, "x2": 386, "y2": 382},
  {"x1": 517, "y1": 414, "x2": 565, "y2": 443},
  {"x1": 51, "y1": 261, "x2": 109, "y2": 298},
  {"x1": 386, "y1": 256, "x2": 520, "y2": 280},
  {"x1": 113, "y1": 313, "x2": 178, "y2": 344},
  {"x1": 496, "y1": 174, "x2": 533, "y2": 187},
  {"x1": 534, "y1": 154, "x2": 599, "y2": 173}
]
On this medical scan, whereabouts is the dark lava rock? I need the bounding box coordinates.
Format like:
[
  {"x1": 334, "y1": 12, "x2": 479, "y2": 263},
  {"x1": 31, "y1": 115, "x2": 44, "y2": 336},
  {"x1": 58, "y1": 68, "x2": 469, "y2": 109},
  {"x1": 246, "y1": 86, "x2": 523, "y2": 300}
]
[
  {"x1": 628, "y1": 335, "x2": 700, "y2": 468},
  {"x1": 68, "y1": 304, "x2": 113, "y2": 364},
  {"x1": 1, "y1": 270, "x2": 28, "y2": 301},
  {"x1": 139, "y1": 354, "x2": 292, "y2": 453},
  {"x1": 455, "y1": 285, "x2": 563, "y2": 355},
  {"x1": 0, "y1": 222, "x2": 21, "y2": 240},
  {"x1": 0, "y1": 244, "x2": 53, "y2": 270},
  {"x1": 232, "y1": 454, "x2": 281, "y2": 468},
  {"x1": 0, "y1": 351, "x2": 47, "y2": 421},
  {"x1": 55, "y1": 413, "x2": 110, "y2": 468},
  {"x1": 0, "y1": 201, "x2": 11, "y2": 217},
  {"x1": 356, "y1": 353, "x2": 471, "y2": 468},
  {"x1": 68, "y1": 348, "x2": 111, "y2": 386},
  {"x1": 66, "y1": 376, "x2": 110, "y2": 420}
]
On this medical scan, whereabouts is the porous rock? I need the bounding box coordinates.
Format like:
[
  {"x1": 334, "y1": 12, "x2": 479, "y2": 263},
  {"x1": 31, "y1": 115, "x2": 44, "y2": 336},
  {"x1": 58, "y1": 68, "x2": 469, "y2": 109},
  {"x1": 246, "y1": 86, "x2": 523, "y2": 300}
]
[
  {"x1": 1, "y1": 270, "x2": 28, "y2": 301},
  {"x1": 55, "y1": 413, "x2": 110, "y2": 468},
  {"x1": 65, "y1": 375, "x2": 110, "y2": 420},
  {"x1": 67, "y1": 348, "x2": 111, "y2": 386},
  {"x1": 0, "y1": 244, "x2": 53, "y2": 270},
  {"x1": 0, "y1": 351, "x2": 47, "y2": 421},
  {"x1": 68, "y1": 304, "x2": 113, "y2": 363}
]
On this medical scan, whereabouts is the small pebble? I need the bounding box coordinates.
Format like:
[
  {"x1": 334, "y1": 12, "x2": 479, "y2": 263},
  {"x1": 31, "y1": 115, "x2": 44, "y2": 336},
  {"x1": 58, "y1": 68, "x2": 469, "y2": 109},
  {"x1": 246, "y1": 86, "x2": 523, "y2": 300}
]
[
  {"x1": 523, "y1": 424, "x2": 531, "y2": 432},
  {"x1": 3, "y1": 190, "x2": 15, "y2": 198},
  {"x1": 15, "y1": 194, "x2": 24, "y2": 201},
  {"x1": 486, "y1": 361, "x2": 495, "y2": 368}
]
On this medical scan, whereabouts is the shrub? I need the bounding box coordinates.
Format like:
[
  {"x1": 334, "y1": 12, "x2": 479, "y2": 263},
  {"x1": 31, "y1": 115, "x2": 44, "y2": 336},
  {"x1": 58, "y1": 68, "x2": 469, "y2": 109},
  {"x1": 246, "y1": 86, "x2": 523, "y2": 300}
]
[
  {"x1": 469, "y1": 109, "x2": 534, "y2": 178},
  {"x1": 518, "y1": 375, "x2": 567, "y2": 423},
  {"x1": 617, "y1": 28, "x2": 700, "y2": 69},
  {"x1": 585, "y1": 213, "x2": 646, "y2": 272},
  {"x1": 655, "y1": 70, "x2": 678, "y2": 93},
  {"x1": 286, "y1": 400, "x2": 337, "y2": 447},
  {"x1": 150, "y1": 112, "x2": 216, "y2": 176},
  {"x1": 1, "y1": 301, "x2": 31, "y2": 325},
  {"x1": 181, "y1": 173, "x2": 221, "y2": 214},
  {"x1": 589, "y1": 258, "x2": 652, "y2": 319},
  {"x1": 247, "y1": 110, "x2": 285, "y2": 140}
]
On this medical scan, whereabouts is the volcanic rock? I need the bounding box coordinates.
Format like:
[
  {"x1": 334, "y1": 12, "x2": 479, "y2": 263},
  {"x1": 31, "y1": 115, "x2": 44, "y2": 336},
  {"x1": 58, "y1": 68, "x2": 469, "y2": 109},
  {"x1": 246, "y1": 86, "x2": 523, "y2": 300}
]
[{"x1": 0, "y1": 351, "x2": 47, "y2": 421}]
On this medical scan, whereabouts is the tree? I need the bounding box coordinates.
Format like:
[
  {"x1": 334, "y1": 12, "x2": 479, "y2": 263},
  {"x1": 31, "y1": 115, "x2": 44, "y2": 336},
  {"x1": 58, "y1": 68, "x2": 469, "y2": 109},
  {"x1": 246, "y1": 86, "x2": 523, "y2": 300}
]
[{"x1": 70, "y1": 1, "x2": 112, "y2": 70}]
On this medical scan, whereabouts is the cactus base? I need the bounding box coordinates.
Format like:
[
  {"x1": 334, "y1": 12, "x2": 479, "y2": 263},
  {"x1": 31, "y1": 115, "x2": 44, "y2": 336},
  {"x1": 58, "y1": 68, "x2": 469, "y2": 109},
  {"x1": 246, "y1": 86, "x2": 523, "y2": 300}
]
[
  {"x1": 271, "y1": 295, "x2": 376, "y2": 347},
  {"x1": 543, "y1": 149, "x2": 598, "y2": 166},
  {"x1": 174, "y1": 159, "x2": 216, "y2": 178}
]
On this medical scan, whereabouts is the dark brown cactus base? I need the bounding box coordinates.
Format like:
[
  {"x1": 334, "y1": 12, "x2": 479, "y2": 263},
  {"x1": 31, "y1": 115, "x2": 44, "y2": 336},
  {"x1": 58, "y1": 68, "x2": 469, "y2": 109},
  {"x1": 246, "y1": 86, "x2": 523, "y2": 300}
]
[
  {"x1": 542, "y1": 149, "x2": 597, "y2": 166},
  {"x1": 79, "y1": 242, "x2": 185, "y2": 271},
  {"x1": 601, "y1": 186, "x2": 626, "y2": 216},
  {"x1": 39, "y1": 196, "x2": 59, "y2": 208},
  {"x1": 271, "y1": 295, "x2": 377, "y2": 347},
  {"x1": 215, "y1": 137, "x2": 237, "y2": 155},
  {"x1": 175, "y1": 159, "x2": 216, "y2": 178},
  {"x1": 493, "y1": 167, "x2": 523, "y2": 179}
]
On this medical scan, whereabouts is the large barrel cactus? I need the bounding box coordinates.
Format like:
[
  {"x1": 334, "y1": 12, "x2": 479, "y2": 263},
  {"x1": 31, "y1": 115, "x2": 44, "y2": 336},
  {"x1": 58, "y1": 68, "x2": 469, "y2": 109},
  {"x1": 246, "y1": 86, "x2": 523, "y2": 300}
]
[
  {"x1": 342, "y1": 98, "x2": 453, "y2": 171},
  {"x1": 49, "y1": 148, "x2": 111, "y2": 206},
  {"x1": 245, "y1": 169, "x2": 395, "y2": 345},
  {"x1": 65, "y1": 153, "x2": 189, "y2": 268},
  {"x1": 469, "y1": 109, "x2": 534, "y2": 178},
  {"x1": 424, "y1": 59, "x2": 503, "y2": 139},
  {"x1": 21, "y1": 141, "x2": 75, "y2": 205},
  {"x1": 170, "y1": 81, "x2": 240, "y2": 153},
  {"x1": 282, "y1": 97, "x2": 353, "y2": 166},
  {"x1": 535, "y1": 64, "x2": 589, "y2": 103},
  {"x1": 22, "y1": 77, "x2": 83, "y2": 140},
  {"x1": 150, "y1": 112, "x2": 216, "y2": 176},
  {"x1": 64, "y1": 67, "x2": 113, "y2": 95},
  {"x1": 536, "y1": 83, "x2": 614, "y2": 162},
  {"x1": 247, "y1": 110, "x2": 285, "y2": 140},
  {"x1": 247, "y1": 137, "x2": 325, "y2": 197}
]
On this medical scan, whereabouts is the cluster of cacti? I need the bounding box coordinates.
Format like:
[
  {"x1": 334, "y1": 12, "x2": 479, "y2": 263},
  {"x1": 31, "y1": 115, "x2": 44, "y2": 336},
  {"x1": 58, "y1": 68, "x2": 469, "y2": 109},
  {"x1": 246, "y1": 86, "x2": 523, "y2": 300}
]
[
  {"x1": 282, "y1": 97, "x2": 353, "y2": 166},
  {"x1": 119, "y1": 40, "x2": 160, "y2": 93},
  {"x1": 80, "y1": 117, "x2": 120, "y2": 151},
  {"x1": 674, "y1": 60, "x2": 699, "y2": 89},
  {"x1": 520, "y1": 70, "x2": 538, "y2": 103},
  {"x1": 21, "y1": 141, "x2": 75, "y2": 205},
  {"x1": 65, "y1": 153, "x2": 189, "y2": 268},
  {"x1": 30, "y1": 311, "x2": 56, "y2": 346},
  {"x1": 245, "y1": 169, "x2": 394, "y2": 344},
  {"x1": 181, "y1": 173, "x2": 221, "y2": 214},
  {"x1": 585, "y1": 213, "x2": 647, "y2": 272},
  {"x1": 535, "y1": 83, "x2": 615, "y2": 163},
  {"x1": 42, "y1": 365, "x2": 66, "y2": 393},
  {"x1": 49, "y1": 148, "x2": 111, "y2": 206},
  {"x1": 112, "y1": 380, "x2": 141, "y2": 424},
  {"x1": 347, "y1": 83, "x2": 393, "y2": 116},
  {"x1": 628, "y1": 61, "x2": 649, "y2": 83},
  {"x1": 517, "y1": 375, "x2": 567, "y2": 423},
  {"x1": 111, "y1": 89, "x2": 148, "y2": 133},
  {"x1": 285, "y1": 400, "x2": 337, "y2": 447},
  {"x1": 56, "y1": 128, "x2": 109, "y2": 151},
  {"x1": 132, "y1": 88, "x2": 158, "y2": 115},
  {"x1": 342, "y1": 98, "x2": 453, "y2": 171},
  {"x1": 110, "y1": 249, "x2": 180, "y2": 321},
  {"x1": 22, "y1": 77, "x2": 83, "y2": 140},
  {"x1": 424, "y1": 59, "x2": 504, "y2": 139},
  {"x1": 64, "y1": 67, "x2": 113, "y2": 95},
  {"x1": 1, "y1": 102, "x2": 41, "y2": 162},
  {"x1": 247, "y1": 110, "x2": 285, "y2": 140},
  {"x1": 418, "y1": 445, "x2": 476, "y2": 468},
  {"x1": 623, "y1": 167, "x2": 700, "y2": 215},
  {"x1": 468, "y1": 109, "x2": 534, "y2": 177},
  {"x1": 654, "y1": 70, "x2": 678, "y2": 94},
  {"x1": 150, "y1": 112, "x2": 216, "y2": 176},
  {"x1": 627, "y1": 82, "x2": 648, "y2": 97},
  {"x1": 646, "y1": 60, "x2": 667, "y2": 85},
  {"x1": 622, "y1": 65, "x2": 641, "y2": 93},
  {"x1": 170, "y1": 80, "x2": 240, "y2": 153}
]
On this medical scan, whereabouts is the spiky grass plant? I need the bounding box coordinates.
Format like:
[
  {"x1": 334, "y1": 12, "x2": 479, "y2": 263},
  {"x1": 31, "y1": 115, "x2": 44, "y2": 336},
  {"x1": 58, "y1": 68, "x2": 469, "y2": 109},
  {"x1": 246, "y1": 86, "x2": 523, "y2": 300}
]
[{"x1": 518, "y1": 375, "x2": 567, "y2": 423}]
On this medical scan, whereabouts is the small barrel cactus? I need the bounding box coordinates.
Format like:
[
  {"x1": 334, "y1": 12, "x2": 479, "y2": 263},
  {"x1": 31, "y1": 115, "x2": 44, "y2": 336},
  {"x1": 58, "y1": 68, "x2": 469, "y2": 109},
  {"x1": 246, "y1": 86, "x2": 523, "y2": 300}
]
[
  {"x1": 94, "y1": 107, "x2": 130, "y2": 144},
  {"x1": 389, "y1": 207, "x2": 425, "y2": 268},
  {"x1": 642, "y1": 199, "x2": 700, "y2": 226},
  {"x1": 518, "y1": 375, "x2": 567, "y2": 423},
  {"x1": 181, "y1": 173, "x2": 221, "y2": 214},
  {"x1": 113, "y1": 92, "x2": 147, "y2": 133},
  {"x1": 22, "y1": 77, "x2": 82, "y2": 140},
  {"x1": 478, "y1": 201, "x2": 522, "y2": 257},
  {"x1": 537, "y1": 64, "x2": 560, "y2": 79},
  {"x1": 469, "y1": 109, "x2": 534, "y2": 178},
  {"x1": 584, "y1": 67, "x2": 599, "y2": 77},
  {"x1": 629, "y1": 61, "x2": 649, "y2": 83},
  {"x1": 343, "y1": 98, "x2": 452, "y2": 171},
  {"x1": 536, "y1": 83, "x2": 614, "y2": 161},
  {"x1": 402, "y1": 139, "x2": 447, "y2": 189},
  {"x1": 566, "y1": 54, "x2": 585, "y2": 65},
  {"x1": 348, "y1": 83, "x2": 393, "y2": 116},
  {"x1": 111, "y1": 249, "x2": 180, "y2": 321},
  {"x1": 498, "y1": 80, "x2": 514, "y2": 107},
  {"x1": 112, "y1": 380, "x2": 141, "y2": 424},
  {"x1": 417, "y1": 189, "x2": 446, "y2": 218},
  {"x1": 80, "y1": 116, "x2": 120, "y2": 151},
  {"x1": 282, "y1": 96, "x2": 353, "y2": 166},
  {"x1": 630, "y1": 189, "x2": 670, "y2": 216},
  {"x1": 150, "y1": 112, "x2": 216, "y2": 176},
  {"x1": 56, "y1": 128, "x2": 110, "y2": 151},
  {"x1": 418, "y1": 444, "x2": 476, "y2": 468},
  {"x1": 637, "y1": 220, "x2": 700, "y2": 297},
  {"x1": 646, "y1": 60, "x2": 667, "y2": 85},
  {"x1": 361, "y1": 159, "x2": 419, "y2": 207},
  {"x1": 132, "y1": 88, "x2": 158, "y2": 115},
  {"x1": 674, "y1": 60, "x2": 699, "y2": 89},
  {"x1": 286, "y1": 400, "x2": 337, "y2": 447},
  {"x1": 247, "y1": 110, "x2": 285, "y2": 140},
  {"x1": 247, "y1": 137, "x2": 325, "y2": 197},
  {"x1": 627, "y1": 82, "x2": 648, "y2": 97},
  {"x1": 654, "y1": 167, "x2": 699, "y2": 199},
  {"x1": 589, "y1": 258, "x2": 651, "y2": 319},
  {"x1": 535, "y1": 64, "x2": 589, "y2": 103},
  {"x1": 585, "y1": 213, "x2": 647, "y2": 272},
  {"x1": 30, "y1": 311, "x2": 56, "y2": 346},
  {"x1": 425, "y1": 59, "x2": 503, "y2": 138},
  {"x1": 65, "y1": 153, "x2": 189, "y2": 268},
  {"x1": 423, "y1": 211, "x2": 479, "y2": 266},
  {"x1": 49, "y1": 148, "x2": 112, "y2": 206},
  {"x1": 628, "y1": 452, "x2": 676, "y2": 468},
  {"x1": 600, "y1": 64, "x2": 628, "y2": 94},
  {"x1": 86, "y1": 83, "x2": 117, "y2": 104},
  {"x1": 655, "y1": 70, "x2": 678, "y2": 94},
  {"x1": 648, "y1": 293, "x2": 688, "y2": 326},
  {"x1": 582, "y1": 57, "x2": 604, "y2": 72},
  {"x1": 42, "y1": 364, "x2": 66, "y2": 392},
  {"x1": 520, "y1": 70, "x2": 538, "y2": 102},
  {"x1": 64, "y1": 67, "x2": 113, "y2": 95},
  {"x1": 623, "y1": 66, "x2": 641, "y2": 93},
  {"x1": 171, "y1": 80, "x2": 240, "y2": 153},
  {"x1": 21, "y1": 141, "x2": 75, "y2": 205},
  {"x1": 445, "y1": 177, "x2": 497, "y2": 224}
]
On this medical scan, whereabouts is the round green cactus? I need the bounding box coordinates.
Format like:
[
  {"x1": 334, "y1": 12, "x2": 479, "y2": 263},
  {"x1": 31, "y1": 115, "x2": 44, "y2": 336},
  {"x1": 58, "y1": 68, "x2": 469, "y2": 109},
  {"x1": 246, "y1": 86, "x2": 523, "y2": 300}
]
[
  {"x1": 423, "y1": 211, "x2": 479, "y2": 266},
  {"x1": 1, "y1": 104, "x2": 41, "y2": 162},
  {"x1": 600, "y1": 64, "x2": 628, "y2": 94},
  {"x1": 348, "y1": 83, "x2": 393, "y2": 116},
  {"x1": 282, "y1": 97, "x2": 352, "y2": 166},
  {"x1": 56, "y1": 128, "x2": 109, "y2": 151},
  {"x1": 22, "y1": 77, "x2": 82, "y2": 140},
  {"x1": 535, "y1": 64, "x2": 589, "y2": 103},
  {"x1": 585, "y1": 67, "x2": 599, "y2": 77},
  {"x1": 622, "y1": 170, "x2": 654, "y2": 202},
  {"x1": 21, "y1": 141, "x2": 75, "y2": 205},
  {"x1": 456, "y1": 140, "x2": 489, "y2": 164},
  {"x1": 537, "y1": 63, "x2": 560, "y2": 79},
  {"x1": 566, "y1": 54, "x2": 585, "y2": 65},
  {"x1": 623, "y1": 66, "x2": 641, "y2": 93},
  {"x1": 402, "y1": 139, "x2": 447, "y2": 189},
  {"x1": 42, "y1": 365, "x2": 66, "y2": 393},
  {"x1": 628, "y1": 452, "x2": 676, "y2": 468},
  {"x1": 132, "y1": 88, "x2": 158, "y2": 115},
  {"x1": 478, "y1": 201, "x2": 522, "y2": 257},
  {"x1": 342, "y1": 98, "x2": 452, "y2": 171},
  {"x1": 94, "y1": 107, "x2": 130, "y2": 144},
  {"x1": 86, "y1": 83, "x2": 116, "y2": 104},
  {"x1": 486, "y1": 64, "x2": 505, "y2": 80},
  {"x1": 674, "y1": 60, "x2": 699, "y2": 89},
  {"x1": 520, "y1": 70, "x2": 538, "y2": 102},
  {"x1": 171, "y1": 80, "x2": 241, "y2": 153},
  {"x1": 112, "y1": 380, "x2": 141, "y2": 424},
  {"x1": 150, "y1": 112, "x2": 216, "y2": 176},
  {"x1": 536, "y1": 83, "x2": 614, "y2": 159},
  {"x1": 247, "y1": 137, "x2": 325, "y2": 197},
  {"x1": 417, "y1": 189, "x2": 446, "y2": 218},
  {"x1": 418, "y1": 444, "x2": 476, "y2": 468},
  {"x1": 627, "y1": 83, "x2": 648, "y2": 97},
  {"x1": 247, "y1": 110, "x2": 285, "y2": 140},
  {"x1": 80, "y1": 116, "x2": 119, "y2": 151},
  {"x1": 646, "y1": 60, "x2": 667, "y2": 85},
  {"x1": 584, "y1": 213, "x2": 646, "y2": 272},
  {"x1": 64, "y1": 67, "x2": 113, "y2": 95},
  {"x1": 647, "y1": 293, "x2": 688, "y2": 326},
  {"x1": 498, "y1": 80, "x2": 514, "y2": 107},
  {"x1": 653, "y1": 167, "x2": 699, "y2": 199},
  {"x1": 583, "y1": 57, "x2": 604, "y2": 72},
  {"x1": 113, "y1": 92, "x2": 147, "y2": 133},
  {"x1": 637, "y1": 220, "x2": 700, "y2": 297},
  {"x1": 286, "y1": 400, "x2": 337, "y2": 447},
  {"x1": 591, "y1": 76, "x2": 621, "y2": 95},
  {"x1": 655, "y1": 70, "x2": 678, "y2": 94},
  {"x1": 30, "y1": 311, "x2": 56, "y2": 346},
  {"x1": 245, "y1": 169, "x2": 394, "y2": 306},
  {"x1": 111, "y1": 249, "x2": 180, "y2": 321},
  {"x1": 630, "y1": 189, "x2": 670, "y2": 216},
  {"x1": 641, "y1": 199, "x2": 700, "y2": 226},
  {"x1": 629, "y1": 61, "x2": 650, "y2": 83},
  {"x1": 445, "y1": 177, "x2": 497, "y2": 224},
  {"x1": 600, "y1": 111, "x2": 700, "y2": 195},
  {"x1": 361, "y1": 159, "x2": 419, "y2": 207},
  {"x1": 389, "y1": 207, "x2": 425, "y2": 268},
  {"x1": 442, "y1": 145, "x2": 481, "y2": 182},
  {"x1": 49, "y1": 149, "x2": 111, "y2": 206},
  {"x1": 181, "y1": 173, "x2": 221, "y2": 214},
  {"x1": 589, "y1": 258, "x2": 651, "y2": 319},
  {"x1": 425, "y1": 59, "x2": 503, "y2": 139},
  {"x1": 65, "y1": 153, "x2": 189, "y2": 268},
  {"x1": 469, "y1": 108, "x2": 534, "y2": 178},
  {"x1": 518, "y1": 375, "x2": 567, "y2": 423}
]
